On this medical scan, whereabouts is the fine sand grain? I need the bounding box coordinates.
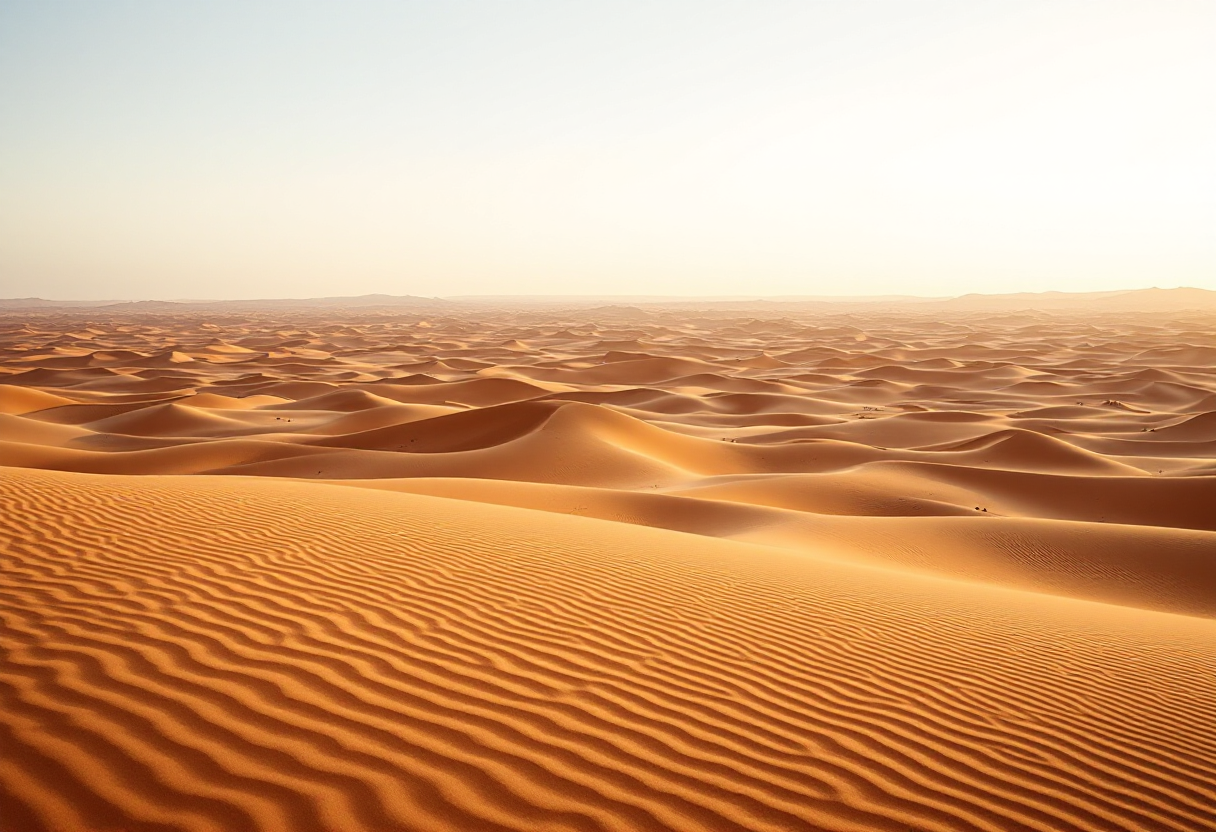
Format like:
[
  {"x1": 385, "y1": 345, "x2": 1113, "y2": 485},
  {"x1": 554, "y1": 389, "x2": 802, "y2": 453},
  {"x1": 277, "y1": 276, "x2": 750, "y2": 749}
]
[{"x1": 2, "y1": 303, "x2": 1214, "y2": 831}]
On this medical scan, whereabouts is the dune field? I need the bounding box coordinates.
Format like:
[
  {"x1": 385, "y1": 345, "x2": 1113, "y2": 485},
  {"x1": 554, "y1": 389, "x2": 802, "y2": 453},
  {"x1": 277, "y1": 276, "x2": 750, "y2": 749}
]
[{"x1": 2, "y1": 300, "x2": 1215, "y2": 832}]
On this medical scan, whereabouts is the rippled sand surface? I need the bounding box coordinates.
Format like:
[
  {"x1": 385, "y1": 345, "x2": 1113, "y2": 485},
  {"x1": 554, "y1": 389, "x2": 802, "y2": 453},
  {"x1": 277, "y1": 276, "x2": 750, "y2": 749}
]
[{"x1": 2, "y1": 301, "x2": 1214, "y2": 832}]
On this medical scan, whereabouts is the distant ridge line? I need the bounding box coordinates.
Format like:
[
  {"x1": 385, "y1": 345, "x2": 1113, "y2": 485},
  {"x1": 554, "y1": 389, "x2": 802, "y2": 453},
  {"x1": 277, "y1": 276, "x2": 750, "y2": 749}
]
[{"x1": 1, "y1": 287, "x2": 1213, "y2": 312}]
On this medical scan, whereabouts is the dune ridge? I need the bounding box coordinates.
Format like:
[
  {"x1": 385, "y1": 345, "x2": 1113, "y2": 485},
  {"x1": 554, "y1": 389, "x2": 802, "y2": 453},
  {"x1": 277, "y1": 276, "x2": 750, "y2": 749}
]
[
  {"x1": 2, "y1": 303, "x2": 1214, "y2": 831},
  {"x1": 3, "y1": 469, "x2": 1215, "y2": 832}
]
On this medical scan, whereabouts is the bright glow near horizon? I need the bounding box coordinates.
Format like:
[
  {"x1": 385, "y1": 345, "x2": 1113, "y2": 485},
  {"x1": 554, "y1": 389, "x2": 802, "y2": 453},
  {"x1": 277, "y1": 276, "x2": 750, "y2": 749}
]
[{"x1": 1, "y1": 1, "x2": 1213, "y2": 300}]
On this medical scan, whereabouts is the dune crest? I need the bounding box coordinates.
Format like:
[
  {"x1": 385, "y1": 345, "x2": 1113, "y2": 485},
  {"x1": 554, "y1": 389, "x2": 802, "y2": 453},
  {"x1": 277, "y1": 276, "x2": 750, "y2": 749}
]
[{"x1": 2, "y1": 302, "x2": 1214, "y2": 831}]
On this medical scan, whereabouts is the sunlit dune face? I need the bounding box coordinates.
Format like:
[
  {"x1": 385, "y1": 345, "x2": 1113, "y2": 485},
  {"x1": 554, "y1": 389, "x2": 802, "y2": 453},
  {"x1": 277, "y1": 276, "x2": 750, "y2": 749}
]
[{"x1": 2, "y1": 304, "x2": 1215, "y2": 831}]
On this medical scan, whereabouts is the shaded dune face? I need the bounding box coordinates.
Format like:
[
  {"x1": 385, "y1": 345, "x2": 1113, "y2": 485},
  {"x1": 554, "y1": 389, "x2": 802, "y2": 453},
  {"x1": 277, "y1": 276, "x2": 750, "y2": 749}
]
[{"x1": 1, "y1": 306, "x2": 1215, "y2": 832}]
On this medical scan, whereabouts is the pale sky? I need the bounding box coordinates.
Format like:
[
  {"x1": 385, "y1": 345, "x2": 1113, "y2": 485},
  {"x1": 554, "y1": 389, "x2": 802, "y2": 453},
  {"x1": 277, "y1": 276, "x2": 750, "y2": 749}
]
[{"x1": 1, "y1": 1, "x2": 1213, "y2": 300}]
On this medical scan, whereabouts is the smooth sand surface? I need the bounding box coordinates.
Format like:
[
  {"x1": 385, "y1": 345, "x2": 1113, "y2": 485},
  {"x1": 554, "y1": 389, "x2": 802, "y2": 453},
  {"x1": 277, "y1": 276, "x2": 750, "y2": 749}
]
[{"x1": 2, "y1": 304, "x2": 1214, "y2": 831}]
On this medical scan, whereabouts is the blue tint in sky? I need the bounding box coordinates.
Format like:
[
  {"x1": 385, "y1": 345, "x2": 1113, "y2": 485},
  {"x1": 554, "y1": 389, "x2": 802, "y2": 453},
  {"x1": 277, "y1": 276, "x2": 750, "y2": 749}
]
[{"x1": 1, "y1": 1, "x2": 1213, "y2": 299}]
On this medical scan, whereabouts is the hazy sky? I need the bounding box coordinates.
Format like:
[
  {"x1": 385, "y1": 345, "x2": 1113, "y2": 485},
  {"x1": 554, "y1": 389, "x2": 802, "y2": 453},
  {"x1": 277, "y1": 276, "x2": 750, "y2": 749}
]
[{"x1": 1, "y1": 1, "x2": 1213, "y2": 300}]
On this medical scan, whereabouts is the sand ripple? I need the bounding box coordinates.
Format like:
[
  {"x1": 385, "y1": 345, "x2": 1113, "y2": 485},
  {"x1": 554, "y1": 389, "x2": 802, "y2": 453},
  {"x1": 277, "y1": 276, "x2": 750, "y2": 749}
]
[{"x1": 2, "y1": 304, "x2": 1215, "y2": 831}]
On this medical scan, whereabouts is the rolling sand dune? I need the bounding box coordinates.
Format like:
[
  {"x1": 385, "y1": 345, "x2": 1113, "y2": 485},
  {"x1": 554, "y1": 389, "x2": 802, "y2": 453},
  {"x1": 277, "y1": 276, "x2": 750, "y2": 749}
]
[{"x1": 2, "y1": 301, "x2": 1215, "y2": 832}]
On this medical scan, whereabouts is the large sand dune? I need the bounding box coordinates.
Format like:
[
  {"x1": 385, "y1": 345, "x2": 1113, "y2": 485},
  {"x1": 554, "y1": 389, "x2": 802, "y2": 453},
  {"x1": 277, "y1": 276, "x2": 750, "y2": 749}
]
[{"x1": 2, "y1": 302, "x2": 1214, "y2": 831}]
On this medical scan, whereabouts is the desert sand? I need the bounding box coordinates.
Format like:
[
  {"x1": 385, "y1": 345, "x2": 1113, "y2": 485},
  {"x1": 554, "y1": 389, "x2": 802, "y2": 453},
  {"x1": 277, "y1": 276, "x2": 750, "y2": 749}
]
[{"x1": 2, "y1": 295, "x2": 1214, "y2": 832}]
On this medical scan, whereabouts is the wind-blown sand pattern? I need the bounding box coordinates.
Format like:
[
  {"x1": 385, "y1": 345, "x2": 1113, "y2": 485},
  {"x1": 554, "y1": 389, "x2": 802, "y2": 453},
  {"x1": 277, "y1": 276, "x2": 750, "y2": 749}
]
[{"x1": 2, "y1": 301, "x2": 1215, "y2": 831}]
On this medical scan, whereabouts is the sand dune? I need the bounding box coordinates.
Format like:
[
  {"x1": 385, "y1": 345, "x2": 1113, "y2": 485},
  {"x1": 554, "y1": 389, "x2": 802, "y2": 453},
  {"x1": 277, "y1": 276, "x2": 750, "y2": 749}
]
[{"x1": 2, "y1": 302, "x2": 1215, "y2": 831}]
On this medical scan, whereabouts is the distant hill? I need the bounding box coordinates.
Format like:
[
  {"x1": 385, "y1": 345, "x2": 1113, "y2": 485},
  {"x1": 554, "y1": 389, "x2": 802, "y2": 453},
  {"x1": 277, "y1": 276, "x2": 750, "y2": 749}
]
[
  {"x1": 929, "y1": 287, "x2": 1216, "y2": 312},
  {"x1": 455, "y1": 294, "x2": 940, "y2": 305},
  {"x1": 3, "y1": 287, "x2": 1212, "y2": 313},
  {"x1": 0, "y1": 294, "x2": 454, "y2": 311},
  {"x1": 0, "y1": 297, "x2": 126, "y2": 308},
  {"x1": 1089, "y1": 287, "x2": 1216, "y2": 311}
]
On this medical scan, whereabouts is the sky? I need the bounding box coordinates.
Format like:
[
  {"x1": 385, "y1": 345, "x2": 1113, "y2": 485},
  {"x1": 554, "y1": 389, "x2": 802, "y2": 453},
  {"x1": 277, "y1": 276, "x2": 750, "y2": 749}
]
[{"x1": 0, "y1": 1, "x2": 1213, "y2": 300}]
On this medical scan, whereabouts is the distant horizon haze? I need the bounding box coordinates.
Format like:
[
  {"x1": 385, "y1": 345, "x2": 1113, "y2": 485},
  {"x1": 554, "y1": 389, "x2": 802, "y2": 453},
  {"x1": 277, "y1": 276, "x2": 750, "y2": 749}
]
[
  {"x1": 5, "y1": 285, "x2": 1213, "y2": 312},
  {"x1": 2, "y1": 1, "x2": 1213, "y2": 299},
  {"x1": 0, "y1": 285, "x2": 1207, "y2": 303}
]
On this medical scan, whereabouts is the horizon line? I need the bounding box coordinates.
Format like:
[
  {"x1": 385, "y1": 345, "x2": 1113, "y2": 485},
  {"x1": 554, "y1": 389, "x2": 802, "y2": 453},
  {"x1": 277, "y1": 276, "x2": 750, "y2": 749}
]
[{"x1": 1, "y1": 285, "x2": 1206, "y2": 306}]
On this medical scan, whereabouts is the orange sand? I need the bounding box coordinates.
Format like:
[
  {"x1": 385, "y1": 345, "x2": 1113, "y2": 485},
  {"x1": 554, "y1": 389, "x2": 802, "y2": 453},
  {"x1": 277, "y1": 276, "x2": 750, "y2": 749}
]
[{"x1": 1, "y1": 299, "x2": 1214, "y2": 831}]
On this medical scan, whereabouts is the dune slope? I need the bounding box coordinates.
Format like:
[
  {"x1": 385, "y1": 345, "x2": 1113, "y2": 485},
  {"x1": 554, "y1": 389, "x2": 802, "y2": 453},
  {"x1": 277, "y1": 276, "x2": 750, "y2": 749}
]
[
  {"x1": 2, "y1": 304, "x2": 1215, "y2": 832},
  {"x1": 2, "y1": 468, "x2": 1215, "y2": 832}
]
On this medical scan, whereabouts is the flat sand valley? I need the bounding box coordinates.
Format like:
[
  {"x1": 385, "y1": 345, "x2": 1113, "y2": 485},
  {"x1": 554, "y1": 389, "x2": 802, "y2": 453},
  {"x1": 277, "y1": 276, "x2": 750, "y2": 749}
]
[{"x1": 2, "y1": 301, "x2": 1215, "y2": 832}]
